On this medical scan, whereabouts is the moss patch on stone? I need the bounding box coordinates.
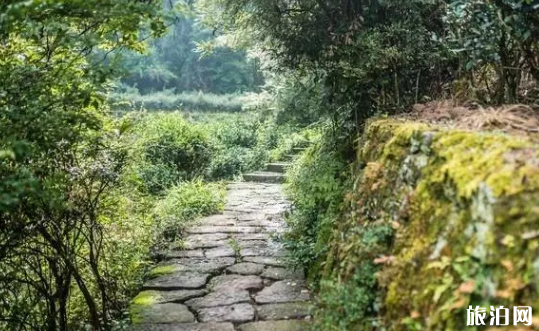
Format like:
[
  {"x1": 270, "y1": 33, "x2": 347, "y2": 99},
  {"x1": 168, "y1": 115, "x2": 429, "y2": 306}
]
[
  {"x1": 130, "y1": 291, "x2": 162, "y2": 324},
  {"x1": 314, "y1": 119, "x2": 539, "y2": 330},
  {"x1": 147, "y1": 265, "x2": 176, "y2": 279}
]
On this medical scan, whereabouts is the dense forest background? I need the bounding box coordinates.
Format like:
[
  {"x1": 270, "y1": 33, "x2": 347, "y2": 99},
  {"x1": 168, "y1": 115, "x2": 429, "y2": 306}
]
[
  {"x1": 2, "y1": 0, "x2": 539, "y2": 330},
  {"x1": 117, "y1": 5, "x2": 263, "y2": 95}
]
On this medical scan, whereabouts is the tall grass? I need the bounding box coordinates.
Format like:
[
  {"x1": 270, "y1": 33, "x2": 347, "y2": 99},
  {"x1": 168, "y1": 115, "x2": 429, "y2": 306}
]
[{"x1": 109, "y1": 89, "x2": 260, "y2": 113}]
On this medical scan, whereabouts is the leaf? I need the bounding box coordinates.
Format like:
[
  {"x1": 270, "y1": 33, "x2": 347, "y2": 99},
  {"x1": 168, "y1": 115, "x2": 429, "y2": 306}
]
[{"x1": 433, "y1": 275, "x2": 453, "y2": 303}]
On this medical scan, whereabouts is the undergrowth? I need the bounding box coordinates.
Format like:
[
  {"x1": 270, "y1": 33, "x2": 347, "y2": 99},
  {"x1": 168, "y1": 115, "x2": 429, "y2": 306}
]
[
  {"x1": 283, "y1": 122, "x2": 352, "y2": 279},
  {"x1": 109, "y1": 90, "x2": 258, "y2": 113}
]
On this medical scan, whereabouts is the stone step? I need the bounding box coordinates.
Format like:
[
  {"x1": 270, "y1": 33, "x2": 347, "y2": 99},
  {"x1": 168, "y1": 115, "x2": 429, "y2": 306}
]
[
  {"x1": 266, "y1": 163, "x2": 291, "y2": 173},
  {"x1": 243, "y1": 172, "x2": 285, "y2": 183}
]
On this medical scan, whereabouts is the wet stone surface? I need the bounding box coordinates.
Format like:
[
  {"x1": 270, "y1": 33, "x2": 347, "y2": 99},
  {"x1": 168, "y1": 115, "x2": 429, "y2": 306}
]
[
  {"x1": 197, "y1": 303, "x2": 255, "y2": 323},
  {"x1": 226, "y1": 262, "x2": 265, "y2": 275},
  {"x1": 142, "y1": 272, "x2": 210, "y2": 290},
  {"x1": 257, "y1": 302, "x2": 312, "y2": 320},
  {"x1": 209, "y1": 274, "x2": 264, "y2": 292},
  {"x1": 129, "y1": 181, "x2": 311, "y2": 330},
  {"x1": 255, "y1": 281, "x2": 311, "y2": 304}
]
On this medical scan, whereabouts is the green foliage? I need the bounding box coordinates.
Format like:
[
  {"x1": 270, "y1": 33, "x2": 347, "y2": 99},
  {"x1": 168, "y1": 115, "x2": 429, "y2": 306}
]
[
  {"x1": 269, "y1": 127, "x2": 320, "y2": 162},
  {"x1": 284, "y1": 124, "x2": 351, "y2": 273},
  {"x1": 315, "y1": 263, "x2": 380, "y2": 331},
  {"x1": 200, "y1": 112, "x2": 288, "y2": 180},
  {"x1": 153, "y1": 181, "x2": 225, "y2": 242},
  {"x1": 0, "y1": 1, "x2": 164, "y2": 330},
  {"x1": 125, "y1": 110, "x2": 288, "y2": 185},
  {"x1": 197, "y1": 0, "x2": 447, "y2": 121},
  {"x1": 110, "y1": 89, "x2": 249, "y2": 112},
  {"x1": 268, "y1": 72, "x2": 328, "y2": 126},
  {"x1": 118, "y1": 2, "x2": 263, "y2": 95},
  {"x1": 443, "y1": 0, "x2": 539, "y2": 103},
  {"x1": 135, "y1": 113, "x2": 213, "y2": 194}
]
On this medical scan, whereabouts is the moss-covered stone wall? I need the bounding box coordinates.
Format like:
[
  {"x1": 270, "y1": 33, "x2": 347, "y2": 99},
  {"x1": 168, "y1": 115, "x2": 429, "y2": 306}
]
[{"x1": 315, "y1": 119, "x2": 539, "y2": 330}]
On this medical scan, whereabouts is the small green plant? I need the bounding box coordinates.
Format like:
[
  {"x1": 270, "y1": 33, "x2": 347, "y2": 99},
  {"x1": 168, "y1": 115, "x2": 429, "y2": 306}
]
[
  {"x1": 134, "y1": 112, "x2": 213, "y2": 194},
  {"x1": 152, "y1": 181, "x2": 225, "y2": 242},
  {"x1": 228, "y1": 238, "x2": 242, "y2": 262},
  {"x1": 314, "y1": 265, "x2": 379, "y2": 331}
]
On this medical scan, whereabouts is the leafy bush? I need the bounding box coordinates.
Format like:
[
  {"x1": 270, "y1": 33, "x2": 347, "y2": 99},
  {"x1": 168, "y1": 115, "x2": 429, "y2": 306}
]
[
  {"x1": 284, "y1": 125, "x2": 351, "y2": 274},
  {"x1": 135, "y1": 113, "x2": 213, "y2": 194},
  {"x1": 205, "y1": 146, "x2": 252, "y2": 180},
  {"x1": 0, "y1": 2, "x2": 165, "y2": 329},
  {"x1": 152, "y1": 181, "x2": 225, "y2": 242},
  {"x1": 315, "y1": 263, "x2": 380, "y2": 331},
  {"x1": 269, "y1": 126, "x2": 320, "y2": 162},
  {"x1": 200, "y1": 112, "x2": 274, "y2": 180}
]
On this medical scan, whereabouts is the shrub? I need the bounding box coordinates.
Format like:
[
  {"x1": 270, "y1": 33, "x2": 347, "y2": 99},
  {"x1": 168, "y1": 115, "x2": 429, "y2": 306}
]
[
  {"x1": 284, "y1": 126, "x2": 351, "y2": 274},
  {"x1": 269, "y1": 126, "x2": 320, "y2": 162},
  {"x1": 200, "y1": 112, "x2": 271, "y2": 180},
  {"x1": 205, "y1": 146, "x2": 249, "y2": 179},
  {"x1": 135, "y1": 113, "x2": 213, "y2": 194},
  {"x1": 152, "y1": 181, "x2": 225, "y2": 242}
]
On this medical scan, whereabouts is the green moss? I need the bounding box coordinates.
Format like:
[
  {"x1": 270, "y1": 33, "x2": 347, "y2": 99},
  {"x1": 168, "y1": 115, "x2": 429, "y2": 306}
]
[
  {"x1": 147, "y1": 265, "x2": 176, "y2": 279},
  {"x1": 132, "y1": 291, "x2": 161, "y2": 306},
  {"x1": 129, "y1": 291, "x2": 161, "y2": 324},
  {"x1": 314, "y1": 118, "x2": 539, "y2": 331}
]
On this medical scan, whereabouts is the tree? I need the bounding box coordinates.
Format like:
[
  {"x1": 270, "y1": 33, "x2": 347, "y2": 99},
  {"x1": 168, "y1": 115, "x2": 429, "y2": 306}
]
[
  {"x1": 196, "y1": 0, "x2": 448, "y2": 126},
  {"x1": 119, "y1": 1, "x2": 263, "y2": 94},
  {"x1": 444, "y1": 0, "x2": 539, "y2": 103},
  {"x1": 0, "y1": 1, "x2": 164, "y2": 330}
]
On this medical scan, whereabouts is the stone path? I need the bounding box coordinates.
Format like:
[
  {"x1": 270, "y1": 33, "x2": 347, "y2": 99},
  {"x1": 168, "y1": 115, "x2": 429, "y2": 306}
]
[{"x1": 130, "y1": 159, "x2": 312, "y2": 331}]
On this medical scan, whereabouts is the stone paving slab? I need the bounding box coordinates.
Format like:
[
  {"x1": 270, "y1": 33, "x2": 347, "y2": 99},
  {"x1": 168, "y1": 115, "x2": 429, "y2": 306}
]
[
  {"x1": 143, "y1": 272, "x2": 210, "y2": 290},
  {"x1": 165, "y1": 250, "x2": 205, "y2": 259},
  {"x1": 243, "y1": 256, "x2": 287, "y2": 267},
  {"x1": 237, "y1": 320, "x2": 311, "y2": 331},
  {"x1": 255, "y1": 281, "x2": 311, "y2": 304},
  {"x1": 231, "y1": 233, "x2": 271, "y2": 241},
  {"x1": 164, "y1": 258, "x2": 236, "y2": 274},
  {"x1": 261, "y1": 267, "x2": 305, "y2": 281},
  {"x1": 186, "y1": 226, "x2": 262, "y2": 234},
  {"x1": 205, "y1": 246, "x2": 235, "y2": 258},
  {"x1": 209, "y1": 274, "x2": 264, "y2": 292},
  {"x1": 197, "y1": 303, "x2": 255, "y2": 323},
  {"x1": 130, "y1": 181, "x2": 312, "y2": 331},
  {"x1": 226, "y1": 262, "x2": 265, "y2": 275},
  {"x1": 129, "y1": 323, "x2": 235, "y2": 331},
  {"x1": 185, "y1": 290, "x2": 250, "y2": 309},
  {"x1": 135, "y1": 290, "x2": 207, "y2": 304},
  {"x1": 257, "y1": 302, "x2": 312, "y2": 320}
]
